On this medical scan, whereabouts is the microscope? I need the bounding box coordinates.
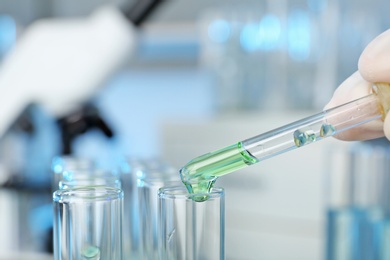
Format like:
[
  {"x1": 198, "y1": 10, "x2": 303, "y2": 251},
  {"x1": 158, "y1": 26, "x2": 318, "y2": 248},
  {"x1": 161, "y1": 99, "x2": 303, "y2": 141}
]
[{"x1": 0, "y1": 0, "x2": 165, "y2": 255}]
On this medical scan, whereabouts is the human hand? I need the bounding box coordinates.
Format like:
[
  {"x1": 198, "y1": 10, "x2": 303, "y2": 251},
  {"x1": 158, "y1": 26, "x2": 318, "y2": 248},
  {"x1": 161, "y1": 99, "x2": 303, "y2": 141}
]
[{"x1": 324, "y1": 29, "x2": 390, "y2": 141}]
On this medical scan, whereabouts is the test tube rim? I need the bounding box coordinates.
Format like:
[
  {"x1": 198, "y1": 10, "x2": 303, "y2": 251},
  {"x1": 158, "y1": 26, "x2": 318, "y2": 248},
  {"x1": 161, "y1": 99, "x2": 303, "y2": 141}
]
[
  {"x1": 51, "y1": 156, "x2": 95, "y2": 172},
  {"x1": 59, "y1": 178, "x2": 122, "y2": 190},
  {"x1": 158, "y1": 186, "x2": 224, "y2": 201},
  {"x1": 59, "y1": 175, "x2": 120, "y2": 183},
  {"x1": 53, "y1": 185, "x2": 123, "y2": 203}
]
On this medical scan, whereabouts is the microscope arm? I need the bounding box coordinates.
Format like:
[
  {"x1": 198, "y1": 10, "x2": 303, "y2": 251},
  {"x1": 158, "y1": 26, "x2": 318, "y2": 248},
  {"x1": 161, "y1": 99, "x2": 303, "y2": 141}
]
[{"x1": 0, "y1": 5, "x2": 136, "y2": 137}]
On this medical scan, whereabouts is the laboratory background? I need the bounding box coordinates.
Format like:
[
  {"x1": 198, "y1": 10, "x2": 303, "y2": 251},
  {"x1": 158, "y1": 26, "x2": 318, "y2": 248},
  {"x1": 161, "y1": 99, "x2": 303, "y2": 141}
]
[{"x1": 0, "y1": 0, "x2": 390, "y2": 259}]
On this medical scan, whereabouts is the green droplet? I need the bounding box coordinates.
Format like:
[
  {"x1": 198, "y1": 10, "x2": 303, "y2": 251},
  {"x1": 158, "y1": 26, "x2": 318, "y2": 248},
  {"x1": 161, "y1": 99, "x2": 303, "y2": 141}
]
[
  {"x1": 180, "y1": 142, "x2": 258, "y2": 201},
  {"x1": 320, "y1": 124, "x2": 336, "y2": 137},
  {"x1": 293, "y1": 130, "x2": 316, "y2": 147},
  {"x1": 307, "y1": 131, "x2": 316, "y2": 142},
  {"x1": 82, "y1": 245, "x2": 100, "y2": 260},
  {"x1": 293, "y1": 130, "x2": 308, "y2": 147}
]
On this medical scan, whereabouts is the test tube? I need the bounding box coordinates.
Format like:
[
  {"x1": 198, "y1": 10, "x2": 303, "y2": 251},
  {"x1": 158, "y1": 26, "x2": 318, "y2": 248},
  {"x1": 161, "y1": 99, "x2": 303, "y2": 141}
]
[
  {"x1": 59, "y1": 175, "x2": 122, "y2": 189},
  {"x1": 158, "y1": 186, "x2": 225, "y2": 260},
  {"x1": 53, "y1": 186, "x2": 123, "y2": 260},
  {"x1": 137, "y1": 162, "x2": 182, "y2": 259},
  {"x1": 54, "y1": 161, "x2": 120, "y2": 191},
  {"x1": 119, "y1": 158, "x2": 145, "y2": 259},
  {"x1": 51, "y1": 156, "x2": 95, "y2": 192}
]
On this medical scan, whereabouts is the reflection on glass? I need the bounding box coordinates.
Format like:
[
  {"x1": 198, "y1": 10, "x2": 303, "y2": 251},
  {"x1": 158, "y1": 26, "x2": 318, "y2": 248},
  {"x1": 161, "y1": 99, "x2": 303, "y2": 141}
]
[
  {"x1": 53, "y1": 186, "x2": 123, "y2": 260},
  {"x1": 137, "y1": 164, "x2": 181, "y2": 259},
  {"x1": 159, "y1": 186, "x2": 225, "y2": 260}
]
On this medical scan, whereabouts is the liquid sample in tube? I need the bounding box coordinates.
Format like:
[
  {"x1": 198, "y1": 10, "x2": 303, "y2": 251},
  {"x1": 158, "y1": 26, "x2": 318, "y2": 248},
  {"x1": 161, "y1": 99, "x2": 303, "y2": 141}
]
[{"x1": 81, "y1": 245, "x2": 100, "y2": 260}]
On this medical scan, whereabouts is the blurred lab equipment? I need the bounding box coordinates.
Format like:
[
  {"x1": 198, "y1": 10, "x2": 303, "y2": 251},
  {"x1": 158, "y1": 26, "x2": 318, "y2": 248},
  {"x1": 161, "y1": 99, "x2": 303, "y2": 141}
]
[
  {"x1": 0, "y1": 0, "x2": 167, "y2": 187},
  {"x1": 57, "y1": 103, "x2": 114, "y2": 155},
  {"x1": 325, "y1": 138, "x2": 390, "y2": 260},
  {"x1": 335, "y1": 0, "x2": 385, "y2": 85},
  {"x1": 0, "y1": 14, "x2": 17, "y2": 60},
  {"x1": 0, "y1": 104, "x2": 58, "y2": 189},
  {"x1": 0, "y1": 1, "x2": 166, "y2": 257},
  {"x1": 158, "y1": 186, "x2": 225, "y2": 260},
  {"x1": 0, "y1": 102, "x2": 117, "y2": 190},
  {"x1": 0, "y1": 4, "x2": 133, "y2": 189},
  {"x1": 53, "y1": 186, "x2": 124, "y2": 260},
  {"x1": 198, "y1": 0, "x2": 334, "y2": 112},
  {"x1": 0, "y1": 5, "x2": 135, "y2": 138},
  {"x1": 198, "y1": 0, "x2": 390, "y2": 114},
  {"x1": 51, "y1": 156, "x2": 96, "y2": 192}
]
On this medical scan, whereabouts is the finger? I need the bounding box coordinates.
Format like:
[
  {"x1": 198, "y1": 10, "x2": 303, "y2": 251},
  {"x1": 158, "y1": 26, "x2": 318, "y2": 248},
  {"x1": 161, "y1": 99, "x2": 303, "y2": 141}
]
[
  {"x1": 331, "y1": 117, "x2": 384, "y2": 141},
  {"x1": 324, "y1": 71, "x2": 384, "y2": 141},
  {"x1": 324, "y1": 71, "x2": 371, "y2": 110},
  {"x1": 358, "y1": 29, "x2": 390, "y2": 83}
]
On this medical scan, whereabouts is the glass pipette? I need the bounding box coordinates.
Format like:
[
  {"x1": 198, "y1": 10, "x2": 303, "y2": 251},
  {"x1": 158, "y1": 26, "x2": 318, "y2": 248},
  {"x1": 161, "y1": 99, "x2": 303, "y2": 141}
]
[{"x1": 180, "y1": 83, "x2": 390, "y2": 199}]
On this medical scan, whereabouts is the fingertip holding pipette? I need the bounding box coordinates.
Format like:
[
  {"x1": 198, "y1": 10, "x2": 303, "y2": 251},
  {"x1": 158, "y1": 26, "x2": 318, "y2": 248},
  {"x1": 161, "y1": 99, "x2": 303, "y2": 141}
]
[
  {"x1": 324, "y1": 83, "x2": 390, "y2": 141},
  {"x1": 324, "y1": 74, "x2": 387, "y2": 141}
]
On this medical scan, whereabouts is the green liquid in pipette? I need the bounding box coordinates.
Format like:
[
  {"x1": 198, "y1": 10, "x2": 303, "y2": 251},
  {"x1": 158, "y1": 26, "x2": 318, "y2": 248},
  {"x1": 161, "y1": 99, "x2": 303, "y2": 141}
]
[
  {"x1": 320, "y1": 123, "x2": 336, "y2": 137},
  {"x1": 181, "y1": 123, "x2": 337, "y2": 201},
  {"x1": 180, "y1": 142, "x2": 259, "y2": 202}
]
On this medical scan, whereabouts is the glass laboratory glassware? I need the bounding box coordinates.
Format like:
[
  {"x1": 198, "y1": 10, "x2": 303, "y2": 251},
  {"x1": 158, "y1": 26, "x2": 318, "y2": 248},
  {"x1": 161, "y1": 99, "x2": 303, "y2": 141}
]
[
  {"x1": 56, "y1": 167, "x2": 121, "y2": 190},
  {"x1": 198, "y1": 3, "x2": 268, "y2": 112},
  {"x1": 51, "y1": 156, "x2": 95, "y2": 192},
  {"x1": 53, "y1": 186, "x2": 123, "y2": 260},
  {"x1": 137, "y1": 162, "x2": 182, "y2": 259},
  {"x1": 158, "y1": 186, "x2": 225, "y2": 260},
  {"x1": 59, "y1": 175, "x2": 122, "y2": 189},
  {"x1": 119, "y1": 158, "x2": 146, "y2": 259},
  {"x1": 325, "y1": 138, "x2": 390, "y2": 260}
]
